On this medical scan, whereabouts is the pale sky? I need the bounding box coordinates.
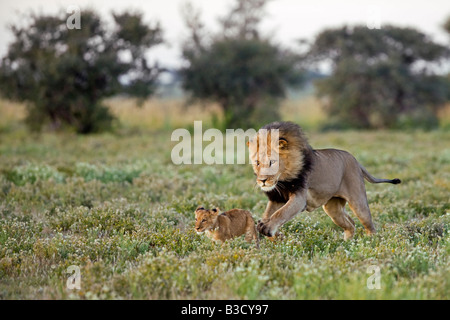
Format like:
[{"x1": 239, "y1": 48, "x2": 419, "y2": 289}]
[{"x1": 0, "y1": 0, "x2": 449, "y2": 69}]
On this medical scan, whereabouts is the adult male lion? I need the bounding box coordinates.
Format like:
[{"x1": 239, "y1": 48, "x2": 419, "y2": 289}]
[{"x1": 248, "y1": 121, "x2": 401, "y2": 240}]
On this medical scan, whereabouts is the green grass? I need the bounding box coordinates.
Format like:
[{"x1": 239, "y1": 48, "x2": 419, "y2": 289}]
[{"x1": 0, "y1": 99, "x2": 449, "y2": 299}]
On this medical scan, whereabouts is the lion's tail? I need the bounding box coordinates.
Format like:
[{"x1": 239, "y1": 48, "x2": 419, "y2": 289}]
[{"x1": 359, "y1": 164, "x2": 401, "y2": 185}]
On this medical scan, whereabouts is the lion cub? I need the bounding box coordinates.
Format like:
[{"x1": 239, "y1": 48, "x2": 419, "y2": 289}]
[{"x1": 194, "y1": 206, "x2": 259, "y2": 248}]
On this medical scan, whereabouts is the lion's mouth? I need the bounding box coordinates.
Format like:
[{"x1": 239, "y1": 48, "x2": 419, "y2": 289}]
[
  {"x1": 260, "y1": 184, "x2": 277, "y2": 192},
  {"x1": 258, "y1": 174, "x2": 280, "y2": 192},
  {"x1": 195, "y1": 228, "x2": 205, "y2": 234}
]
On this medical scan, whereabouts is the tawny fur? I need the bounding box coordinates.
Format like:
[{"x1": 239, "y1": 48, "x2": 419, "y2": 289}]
[
  {"x1": 248, "y1": 121, "x2": 401, "y2": 240},
  {"x1": 194, "y1": 206, "x2": 259, "y2": 248}
]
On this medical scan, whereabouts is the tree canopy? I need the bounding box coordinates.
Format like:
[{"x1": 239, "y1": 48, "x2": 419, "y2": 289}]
[
  {"x1": 0, "y1": 9, "x2": 163, "y2": 133},
  {"x1": 180, "y1": 0, "x2": 303, "y2": 129},
  {"x1": 308, "y1": 25, "x2": 449, "y2": 129}
]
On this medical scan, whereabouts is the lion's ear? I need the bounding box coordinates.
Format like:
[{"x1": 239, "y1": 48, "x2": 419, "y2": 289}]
[
  {"x1": 279, "y1": 138, "x2": 288, "y2": 150},
  {"x1": 212, "y1": 207, "x2": 219, "y2": 213},
  {"x1": 196, "y1": 205, "x2": 205, "y2": 211}
]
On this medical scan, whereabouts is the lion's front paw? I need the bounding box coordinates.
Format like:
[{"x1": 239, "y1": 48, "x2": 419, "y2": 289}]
[
  {"x1": 257, "y1": 220, "x2": 273, "y2": 237},
  {"x1": 268, "y1": 232, "x2": 285, "y2": 242}
]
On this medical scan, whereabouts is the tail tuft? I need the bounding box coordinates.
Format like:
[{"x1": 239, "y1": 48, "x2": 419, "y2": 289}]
[{"x1": 391, "y1": 178, "x2": 401, "y2": 184}]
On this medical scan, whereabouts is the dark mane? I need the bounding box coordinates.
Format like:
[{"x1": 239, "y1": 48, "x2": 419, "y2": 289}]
[{"x1": 264, "y1": 149, "x2": 314, "y2": 203}]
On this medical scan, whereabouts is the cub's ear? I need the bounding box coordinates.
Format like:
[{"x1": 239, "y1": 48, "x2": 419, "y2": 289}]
[
  {"x1": 279, "y1": 138, "x2": 288, "y2": 150},
  {"x1": 196, "y1": 205, "x2": 205, "y2": 211},
  {"x1": 212, "y1": 207, "x2": 219, "y2": 213}
]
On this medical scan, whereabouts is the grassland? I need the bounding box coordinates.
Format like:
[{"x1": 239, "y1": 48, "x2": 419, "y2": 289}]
[{"x1": 0, "y1": 98, "x2": 449, "y2": 299}]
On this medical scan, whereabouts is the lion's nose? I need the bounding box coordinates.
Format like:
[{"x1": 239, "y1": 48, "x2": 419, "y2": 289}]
[{"x1": 259, "y1": 178, "x2": 267, "y2": 185}]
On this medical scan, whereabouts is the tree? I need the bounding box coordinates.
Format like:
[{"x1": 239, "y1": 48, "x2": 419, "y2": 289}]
[
  {"x1": 0, "y1": 9, "x2": 163, "y2": 133},
  {"x1": 308, "y1": 25, "x2": 449, "y2": 129},
  {"x1": 180, "y1": 0, "x2": 303, "y2": 129}
]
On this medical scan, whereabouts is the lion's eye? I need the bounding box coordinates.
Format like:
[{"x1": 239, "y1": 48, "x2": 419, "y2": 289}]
[
  {"x1": 255, "y1": 160, "x2": 260, "y2": 166},
  {"x1": 201, "y1": 219, "x2": 206, "y2": 223},
  {"x1": 270, "y1": 160, "x2": 277, "y2": 166}
]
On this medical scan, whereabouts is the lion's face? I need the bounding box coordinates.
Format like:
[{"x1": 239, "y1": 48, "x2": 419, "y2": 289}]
[
  {"x1": 194, "y1": 206, "x2": 219, "y2": 233},
  {"x1": 248, "y1": 130, "x2": 290, "y2": 192}
]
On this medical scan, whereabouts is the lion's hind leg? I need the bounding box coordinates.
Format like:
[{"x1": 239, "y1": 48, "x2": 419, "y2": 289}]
[
  {"x1": 323, "y1": 197, "x2": 355, "y2": 240},
  {"x1": 347, "y1": 198, "x2": 376, "y2": 236}
]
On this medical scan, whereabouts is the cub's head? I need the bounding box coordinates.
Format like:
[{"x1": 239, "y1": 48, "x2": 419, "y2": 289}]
[
  {"x1": 247, "y1": 122, "x2": 307, "y2": 192},
  {"x1": 194, "y1": 206, "x2": 220, "y2": 234}
]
